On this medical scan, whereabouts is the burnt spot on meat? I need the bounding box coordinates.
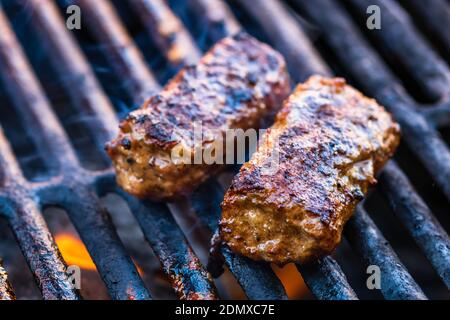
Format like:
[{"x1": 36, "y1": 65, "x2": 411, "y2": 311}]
[
  {"x1": 351, "y1": 187, "x2": 365, "y2": 201},
  {"x1": 133, "y1": 114, "x2": 150, "y2": 125},
  {"x1": 224, "y1": 88, "x2": 253, "y2": 112},
  {"x1": 145, "y1": 122, "x2": 177, "y2": 147},
  {"x1": 148, "y1": 94, "x2": 163, "y2": 105},
  {"x1": 120, "y1": 137, "x2": 132, "y2": 150},
  {"x1": 317, "y1": 103, "x2": 337, "y2": 117},
  {"x1": 246, "y1": 72, "x2": 258, "y2": 85},
  {"x1": 166, "y1": 113, "x2": 178, "y2": 126},
  {"x1": 166, "y1": 102, "x2": 178, "y2": 109}
]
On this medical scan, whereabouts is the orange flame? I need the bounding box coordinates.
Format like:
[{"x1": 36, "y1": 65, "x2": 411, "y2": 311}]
[
  {"x1": 272, "y1": 263, "x2": 309, "y2": 299},
  {"x1": 55, "y1": 233, "x2": 97, "y2": 271},
  {"x1": 55, "y1": 233, "x2": 144, "y2": 276}
]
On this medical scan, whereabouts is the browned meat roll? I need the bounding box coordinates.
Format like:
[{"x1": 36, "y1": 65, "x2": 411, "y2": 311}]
[
  {"x1": 220, "y1": 76, "x2": 401, "y2": 265},
  {"x1": 106, "y1": 32, "x2": 290, "y2": 201}
]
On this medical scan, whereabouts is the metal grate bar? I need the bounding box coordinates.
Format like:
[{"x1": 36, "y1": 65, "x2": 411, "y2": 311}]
[
  {"x1": 291, "y1": 0, "x2": 406, "y2": 95},
  {"x1": 0, "y1": 5, "x2": 78, "y2": 173},
  {"x1": 292, "y1": 0, "x2": 450, "y2": 203},
  {"x1": 129, "y1": 0, "x2": 202, "y2": 69},
  {"x1": 0, "y1": 259, "x2": 15, "y2": 300},
  {"x1": 26, "y1": 0, "x2": 118, "y2": 144},
  {"x1": 68, "y1": 0, "x2": 158, "y2": 104},
  {"x1": 184, "y1": 0, "x2": 240, "y2": 47},
  {"x1": 4, "y1": 190, "x2": 81, "y2": 300},
  {"x1": 423, "y1": 102, "x2": 450, "y2": 128},
  {"x1": 235, "y1": 0, "x2": 330, "y2": 81},
  {"x1": 379, "y1": 162, "x2": 450, "y2": 289},
  {"x1": 380, "y1": 91, "x2": 450, "y2": 201},
  {"x1": 118, "y1": 190, "x2": 218, "y2": 300},
  {"x1": 406, "y1": 0, "x2": 450, "y2": 54},
  {"x1": 296, "y1": 257, "x2": 358, "y2": 300},
  {"x1": 0, "y1": 8, "x2": 81, "y2": 299},
  {"x1": 0, "y1": 124, "x2": 80, "y2": 299},
  {"x1": 348, "y1": 0, "x2": 450, "y2": 100},
  {"x1": 93, "y1": 175, "x2": 218, "y2": 300},
  {"x1": 345, "y1": 207, "x2": 427, "y2": 299}
]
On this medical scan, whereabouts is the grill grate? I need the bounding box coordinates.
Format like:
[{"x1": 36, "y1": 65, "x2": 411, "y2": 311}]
[{"x1": 0, "y1": 0, "x2": 449, "y2": 300}]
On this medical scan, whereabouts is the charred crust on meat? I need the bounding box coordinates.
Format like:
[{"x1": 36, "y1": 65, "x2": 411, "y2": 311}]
[{"x1": 120, "y1": 137, "x2": 132, "y2": 150}]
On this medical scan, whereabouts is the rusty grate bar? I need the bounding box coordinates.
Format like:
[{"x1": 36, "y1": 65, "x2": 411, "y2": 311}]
[
  {"x1": 345, "y1": 207, "x2": 427, "y2": 299},
  {"x1": 119, "y1": 191, "x2": 218, "y2": 300},
  {"x1": 93, "y1": 174, "x2": 218, "y2": 300},
  {"x1": 348, "y1": 0, "x2": 450, "y2": 101},
  {"x1": 67, "y1": 0, "x2": 158, "y2": 104},
  {"x1": 235, "y1": 0, "x2": 330, "y2": 81},
  {"x1": 128, "y1": 0, "x2": 202, "y2": 68},
  {"x1": 0, "y1": 128, "x2": 79, "y2": 300},
  {"x1": 38, "y1": 182, "x2": 151, "y2": 300},
  {"x1": 0, "y1": 259, "x2": 15, "y2": 300},
  {"x1": 296, "y1": 257, "x2": 358, "y2": 300},
  {"x1": 0, "y1": 8, "x2": 80, "y2": 299},
  {"x1": 423, "y1": 102, "x2": 450, "y2": 128},
  {"x1": 184, "y1": 0, "x2": 241, "y2": 48}
]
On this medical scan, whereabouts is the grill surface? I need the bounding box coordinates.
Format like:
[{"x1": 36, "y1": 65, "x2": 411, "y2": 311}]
[{"x1": 0, "y1": 0, "x2": 449, "y2": 300}]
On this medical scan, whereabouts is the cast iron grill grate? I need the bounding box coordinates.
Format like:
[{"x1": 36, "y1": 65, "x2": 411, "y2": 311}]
[{"x1": 0, "y1": 0, "x2": 449, "y2": 300}]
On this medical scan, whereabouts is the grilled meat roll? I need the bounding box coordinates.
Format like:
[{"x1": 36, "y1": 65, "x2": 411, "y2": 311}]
[
  {"x1": 220, "y1": 76, "x2": 401, "y2": 265},
  {"x1": 106, "y1": 32, "x2": 290, "y2": 201}
]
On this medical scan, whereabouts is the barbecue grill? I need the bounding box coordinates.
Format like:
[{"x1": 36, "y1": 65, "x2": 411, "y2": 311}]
[{"x1": 0, "y1": 0, "x2": 449, "y2": 300}]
